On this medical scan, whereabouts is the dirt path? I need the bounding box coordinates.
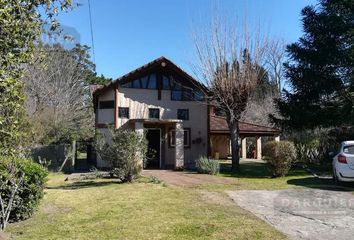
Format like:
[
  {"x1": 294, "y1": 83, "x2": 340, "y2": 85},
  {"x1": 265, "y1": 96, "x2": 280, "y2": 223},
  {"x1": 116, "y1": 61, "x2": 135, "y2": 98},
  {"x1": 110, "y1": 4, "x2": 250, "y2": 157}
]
[
  {"x1": 228, "y1": 189, "x2": 354, "y2": 240},
  {"x1": 141, "y1": 170, "x2": 235, "y2": 187}
]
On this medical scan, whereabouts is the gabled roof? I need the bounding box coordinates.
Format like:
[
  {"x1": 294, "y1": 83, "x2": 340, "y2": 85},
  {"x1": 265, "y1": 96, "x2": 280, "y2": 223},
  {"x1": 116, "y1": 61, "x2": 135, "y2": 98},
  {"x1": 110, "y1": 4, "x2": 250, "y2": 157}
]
[
  {"x1": 93, "y1": 56, "x2": 208, "y2": 96},
  {"x1": 210, "y1": 114, "x2": 280, "y2": 136}
]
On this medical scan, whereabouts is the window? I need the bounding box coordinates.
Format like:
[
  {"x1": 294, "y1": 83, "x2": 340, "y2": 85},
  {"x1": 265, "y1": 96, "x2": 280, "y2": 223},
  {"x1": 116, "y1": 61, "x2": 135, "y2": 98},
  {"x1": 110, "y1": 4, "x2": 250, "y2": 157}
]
[
  {"x1": 120, "y1": 74, "x2": 157, "y2": 89},
  {"x1": 169, "y1": 128, "x2": 191, "y2": 147},
  {"x1": 99, "y1": 100, "x2": 114, "y2": 109},
  {"x1": 147, "y1": 74, "x2": 157, "y2": 89},
  {"x1": 149, "y1": 108, "x2": 160, "y2": 119},
  {"x1": 162, "y1": 75, "x2": 171, "y2": 90},
  {"x1": 132, "y1": 79, "x2": 141, "y2": 88},
  {"x1": 171, "y1": 88, "x2": 204, "y2": 101},
  {"x1": 343, "y1": 145, "x2": 354, "y2": 154},
  {"x1": 171, "y1": 90, "x2": 183, "y2": 100},
  {"x1": 177, "y1": 109, "x2": 189, "y2": 120},
  {"x1": 194, "y1": 91, "x2": 205, "y2": 101},
  {"x1": 118, "y1": 107, "x2": 129, "y2": 118}
]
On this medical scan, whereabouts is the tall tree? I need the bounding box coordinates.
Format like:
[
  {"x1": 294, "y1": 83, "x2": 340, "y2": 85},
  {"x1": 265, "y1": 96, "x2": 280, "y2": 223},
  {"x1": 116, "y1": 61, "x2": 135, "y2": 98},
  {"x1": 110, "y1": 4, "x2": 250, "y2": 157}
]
[
  {"x1": 0, "y1": 0, "x2": 73, "y2": 155},
  {"x1": 273, "y1": 0, "x2": 354, "y2": 129},
  {"x1": 265, "y1": 39, "x2": 286, "y2": 94},
  {"x1": 24, "y1": 43, "x2": 100, "y2": 144},
  {"x1": 242, "y1": 67, "x2": 279, "y2": 126},
  {"x1": 194, "y1": 18, "x2": 269, "y2": 171}
]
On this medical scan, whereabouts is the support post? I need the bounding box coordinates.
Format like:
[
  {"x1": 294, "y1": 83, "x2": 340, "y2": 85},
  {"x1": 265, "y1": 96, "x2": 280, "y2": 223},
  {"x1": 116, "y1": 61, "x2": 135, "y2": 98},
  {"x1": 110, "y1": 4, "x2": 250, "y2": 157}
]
[
  {"x1": 175, "y1": 122, "x2": 184, "y2": 169},
  {"x1": 135, "y1": 121, "x2": 144, "y2": 167},
  {"x1": 114, "y1": 87, "x2": 119, "y2": 129},
  {"x1": 241, "y1": 137, "x2": 247, "y2": 159},
  {"x1": 256, "y1": 137, "x2": 262, "y2": 160},
  {"x1": 71, "y1": 140, "x2": 76, "y2": 172},
  {"x1": 275, "y1": 136, "x2": 280, "y2": 142}
]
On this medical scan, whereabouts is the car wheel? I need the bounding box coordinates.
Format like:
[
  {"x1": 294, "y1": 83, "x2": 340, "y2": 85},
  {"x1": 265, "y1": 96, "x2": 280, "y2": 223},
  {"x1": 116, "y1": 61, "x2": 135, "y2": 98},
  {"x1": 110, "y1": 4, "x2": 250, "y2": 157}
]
[{"x1": 333, "y1": 169, "x2": 340, "y2": 185}]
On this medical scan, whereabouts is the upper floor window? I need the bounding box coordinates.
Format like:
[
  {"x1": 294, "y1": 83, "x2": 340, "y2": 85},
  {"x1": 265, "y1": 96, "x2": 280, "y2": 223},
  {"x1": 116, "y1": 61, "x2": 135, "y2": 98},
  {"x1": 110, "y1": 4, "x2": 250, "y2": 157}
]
[
  {"x1": 121, "y1": 74, "x2": 157, "y2": 89},
  {"x1": 99, "y1": 100, "x2": 114, "y2": 109},
  {"x1": 118, "y1": 107, "x2": 129, "y2": 118},
  {"x1": 149, "y1": 108, "x2": 160, "y2": 119},
  {"x1": 163, "y1": 75, "x2": 183, "y2": 90},
  {"x1": 171, "y1": 88, "x2": 203, "y2": 101},
  {"x1": 177, "y1": 109, "x2": 189, "y2": 120}
]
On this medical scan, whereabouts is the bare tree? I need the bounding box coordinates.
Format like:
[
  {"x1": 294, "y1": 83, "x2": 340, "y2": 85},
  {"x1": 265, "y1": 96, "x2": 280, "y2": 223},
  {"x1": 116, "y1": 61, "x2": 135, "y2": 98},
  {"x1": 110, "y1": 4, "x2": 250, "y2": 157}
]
[
  {"x1": 241, "y1": 90, "x2": 278, "y2": 126},
  {"x1": 0, "y1": 161, "x2": 25, "y2": 231},
  {"x1": 23, "y1": 43, "x2": 94, "y2": 144},
  {"x1": 193, "y1": 18, "x2": 269, "y2": 170},
  {"x1": 265, "y1": 39, "x2": 286, "y2": 93}
]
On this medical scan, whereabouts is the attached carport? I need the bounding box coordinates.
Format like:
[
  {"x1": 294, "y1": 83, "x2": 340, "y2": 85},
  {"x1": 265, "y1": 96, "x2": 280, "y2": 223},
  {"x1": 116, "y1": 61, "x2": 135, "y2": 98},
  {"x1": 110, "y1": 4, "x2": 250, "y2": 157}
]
[{"x1": 209, "y1": 114, "x2": 280, "y2": 160}]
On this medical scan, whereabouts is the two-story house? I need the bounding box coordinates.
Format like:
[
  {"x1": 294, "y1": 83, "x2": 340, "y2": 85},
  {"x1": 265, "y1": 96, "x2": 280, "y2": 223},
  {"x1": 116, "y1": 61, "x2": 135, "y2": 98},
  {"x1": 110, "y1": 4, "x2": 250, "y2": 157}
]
[{"x1": 93, "y1": 57, "x2": 209, "y2": 169}]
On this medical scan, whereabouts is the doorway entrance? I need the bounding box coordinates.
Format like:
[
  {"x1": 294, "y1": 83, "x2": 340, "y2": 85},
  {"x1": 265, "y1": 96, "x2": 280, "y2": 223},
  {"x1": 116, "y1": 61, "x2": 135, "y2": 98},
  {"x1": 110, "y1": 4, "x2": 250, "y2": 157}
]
[{"x1": 145, "y1": 129, "x2": 161, "y2": 169}]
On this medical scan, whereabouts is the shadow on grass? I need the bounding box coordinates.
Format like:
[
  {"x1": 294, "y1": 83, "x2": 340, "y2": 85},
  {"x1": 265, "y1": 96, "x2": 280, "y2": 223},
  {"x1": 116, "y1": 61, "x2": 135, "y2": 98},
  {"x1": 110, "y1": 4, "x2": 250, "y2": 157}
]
[
  {"x1": 287, "y1": 177, "x2": 354, "y2": 192},
  {"x1": 47, "y1": 180, "x2": 121, "y2": 190},
  {"x1": 219, "y1": 161, "x2": 308, "y2": 179}
]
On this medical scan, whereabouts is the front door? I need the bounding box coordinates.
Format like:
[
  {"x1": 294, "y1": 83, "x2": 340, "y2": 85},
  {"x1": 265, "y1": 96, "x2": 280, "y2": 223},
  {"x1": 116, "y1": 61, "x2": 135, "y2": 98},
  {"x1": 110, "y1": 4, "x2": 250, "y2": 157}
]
[{"x1": 145, "y1": 129, "x2": 161, "y2": 169}]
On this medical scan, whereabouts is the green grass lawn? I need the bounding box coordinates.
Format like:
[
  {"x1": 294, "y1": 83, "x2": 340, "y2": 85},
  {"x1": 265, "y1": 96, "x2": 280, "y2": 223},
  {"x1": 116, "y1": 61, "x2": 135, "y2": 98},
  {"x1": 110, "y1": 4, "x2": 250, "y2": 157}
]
[
  {"x1": 215, "y1": 160, "x2": 314, "y2": 190},
  {"x1": 7, "y1": 173, "x2": 286, "y2": 240},
  {"x1": 8, "y1": 160, "x2": 338, "y2": 240}
]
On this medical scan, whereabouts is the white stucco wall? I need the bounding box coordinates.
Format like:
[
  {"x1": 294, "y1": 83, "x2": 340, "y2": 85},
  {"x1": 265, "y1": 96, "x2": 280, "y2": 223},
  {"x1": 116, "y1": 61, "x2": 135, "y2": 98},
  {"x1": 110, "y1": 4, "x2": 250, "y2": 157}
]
[{"x1": 97, "y1": 90, "x2": 115, "y2": 124}]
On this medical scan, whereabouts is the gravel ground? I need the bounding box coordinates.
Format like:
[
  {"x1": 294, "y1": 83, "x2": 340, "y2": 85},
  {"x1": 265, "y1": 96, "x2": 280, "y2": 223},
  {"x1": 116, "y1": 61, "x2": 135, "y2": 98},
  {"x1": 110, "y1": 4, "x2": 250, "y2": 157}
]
[{"x1": 228, "y1": 189, "x2": 354, "y2": 240}]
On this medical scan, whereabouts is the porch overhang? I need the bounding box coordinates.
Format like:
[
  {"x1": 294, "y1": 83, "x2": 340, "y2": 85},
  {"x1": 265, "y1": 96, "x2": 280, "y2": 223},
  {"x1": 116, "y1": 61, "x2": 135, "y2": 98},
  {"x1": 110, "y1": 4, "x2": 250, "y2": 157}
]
[{"x1": 131, "y1": 118, "x2": 184, "y2": 170}]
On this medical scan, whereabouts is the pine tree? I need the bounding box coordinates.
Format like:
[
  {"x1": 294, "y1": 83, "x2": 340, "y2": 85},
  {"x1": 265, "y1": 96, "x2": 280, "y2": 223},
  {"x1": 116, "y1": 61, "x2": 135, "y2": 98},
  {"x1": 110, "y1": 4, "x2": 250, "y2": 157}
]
[{"x1": 273, "y1": 0, "x2": 354, "y2": 130}]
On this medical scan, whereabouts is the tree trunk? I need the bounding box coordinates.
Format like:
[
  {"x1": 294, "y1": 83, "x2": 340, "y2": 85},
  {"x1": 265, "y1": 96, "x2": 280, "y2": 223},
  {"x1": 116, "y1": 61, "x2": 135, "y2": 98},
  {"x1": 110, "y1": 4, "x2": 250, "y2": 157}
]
[{"x1": 229, "y1": 119, "x2": 240, "y2": 171}]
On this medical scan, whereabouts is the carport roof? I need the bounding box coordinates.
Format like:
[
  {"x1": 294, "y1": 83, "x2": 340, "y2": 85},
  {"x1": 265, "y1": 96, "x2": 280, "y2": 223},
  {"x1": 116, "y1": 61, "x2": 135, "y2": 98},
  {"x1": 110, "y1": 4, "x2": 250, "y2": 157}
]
[{"x1": 210, "y1": 115, "x2": 280, "y2": 136}]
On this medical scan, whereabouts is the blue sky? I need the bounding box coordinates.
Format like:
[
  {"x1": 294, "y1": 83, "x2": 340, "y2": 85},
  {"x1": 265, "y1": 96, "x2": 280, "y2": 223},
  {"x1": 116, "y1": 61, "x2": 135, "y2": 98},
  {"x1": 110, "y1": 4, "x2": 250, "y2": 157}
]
[{"x1": 56, "y1": 0, "x2": 318, "y2": 79}]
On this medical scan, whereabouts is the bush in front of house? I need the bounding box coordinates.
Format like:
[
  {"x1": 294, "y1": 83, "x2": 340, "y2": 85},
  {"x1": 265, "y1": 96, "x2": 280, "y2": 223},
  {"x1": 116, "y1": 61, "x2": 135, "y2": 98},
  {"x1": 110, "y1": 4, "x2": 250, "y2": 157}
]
[
  {"x1": 0, "y1": 156, "x2": 48, "y2": 225},
  {"x1": 263, "y1": 141, "x2": 296, "y2": 177},
  {"x1": 96, "y1": 129, "x2": 148, "y2": 183},
  {"x1": 195, "y1": 156, "x2": 220, "y2": 175}
]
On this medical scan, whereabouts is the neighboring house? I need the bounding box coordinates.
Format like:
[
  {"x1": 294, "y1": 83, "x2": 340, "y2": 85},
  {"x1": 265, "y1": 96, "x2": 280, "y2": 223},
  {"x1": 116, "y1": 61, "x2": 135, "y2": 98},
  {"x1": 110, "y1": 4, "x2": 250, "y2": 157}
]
[{"x1": 92, "y1": 57, "x2": 279, "y2": 170}]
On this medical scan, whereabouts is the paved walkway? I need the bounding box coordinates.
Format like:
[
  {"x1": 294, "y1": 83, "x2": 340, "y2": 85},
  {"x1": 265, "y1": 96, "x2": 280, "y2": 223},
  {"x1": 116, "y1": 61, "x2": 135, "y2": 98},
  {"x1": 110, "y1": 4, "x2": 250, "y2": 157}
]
[
  {"x1": 141, "y1": 170, "x2": 235, "y2": 187},
  {"x1": 228, "y1": 189, "x2": 354, "y2": 240}
]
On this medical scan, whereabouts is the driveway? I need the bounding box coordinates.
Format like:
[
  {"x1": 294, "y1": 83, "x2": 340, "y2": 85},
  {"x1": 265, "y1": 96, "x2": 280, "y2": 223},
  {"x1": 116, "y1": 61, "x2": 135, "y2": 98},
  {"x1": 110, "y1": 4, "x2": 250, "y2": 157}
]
[
  {"x1": 142, "y1": 170, "x2": 235, "y2": 187},
  {"x1": 228, "y1": 188, "x2": 354, "y2": 240}
]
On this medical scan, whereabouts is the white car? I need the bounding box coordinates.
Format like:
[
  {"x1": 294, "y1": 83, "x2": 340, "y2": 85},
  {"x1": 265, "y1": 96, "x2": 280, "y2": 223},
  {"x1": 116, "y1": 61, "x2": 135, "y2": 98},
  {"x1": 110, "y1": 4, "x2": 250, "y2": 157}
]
[{"x1": 332, "y1": 141, "x2": 354, "y2": 183}]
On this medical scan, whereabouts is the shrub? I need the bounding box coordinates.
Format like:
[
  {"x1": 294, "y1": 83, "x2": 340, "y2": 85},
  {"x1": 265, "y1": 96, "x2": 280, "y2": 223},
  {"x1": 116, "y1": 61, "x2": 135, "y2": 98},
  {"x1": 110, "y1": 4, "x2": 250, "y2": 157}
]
[
  {"x1": 195, "y1": 156, "x2": 220, "y2": 175},
  {"x1": 263, "y1": 141, "x2": 296, "y2": 177},
  {"x1": 96, "y1": 129, "x2": 147, "y2": 183},
  {"x1": 0, "y1": 156, "x2": 48, "y2": 224}
]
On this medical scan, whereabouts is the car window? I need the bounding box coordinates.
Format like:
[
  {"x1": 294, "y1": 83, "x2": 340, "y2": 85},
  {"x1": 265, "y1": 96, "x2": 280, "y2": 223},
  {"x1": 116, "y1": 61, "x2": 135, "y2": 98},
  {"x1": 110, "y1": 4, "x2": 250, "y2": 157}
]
[{"x1": 343, "y1": 145, "x2": 354, "y2": 154}]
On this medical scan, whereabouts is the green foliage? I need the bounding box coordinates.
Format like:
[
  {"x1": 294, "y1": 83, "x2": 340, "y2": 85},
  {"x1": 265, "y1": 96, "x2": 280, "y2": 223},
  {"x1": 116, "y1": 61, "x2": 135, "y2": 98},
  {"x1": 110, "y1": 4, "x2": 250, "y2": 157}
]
[
  {"x1": 96, "y1": 129, "x2": 148, "y2": 183},
  {"x1": 86, "y1": 73, "x2": 112, "y2": 85},
  {"x1": 286, "y1": 127, "x2": 354, "y2": 166},
  {"x1": 0, "y1": 0, "x2": 74, "y2": 154},
  {"x1": 147, "y1": 176, "x2": 162, "y2": 184},
  {"x1": 195, "y1": 157, "x2": 220, "y2": 175},
  {"x1": 263, "y1": 141, "x2": 296, "y2": 177},
  {"x1": 318, "y1": 127, "x2": 354, "y2": 163},
  {"x1": 0, "y1": 156, "x2": 48, "y2": 223},
  {"x1": 287, "y1": 131, "x2": 321, "y2": 164},
  {"x1": 272, "y1": 0, "x2": 354, "y2": 129}
]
